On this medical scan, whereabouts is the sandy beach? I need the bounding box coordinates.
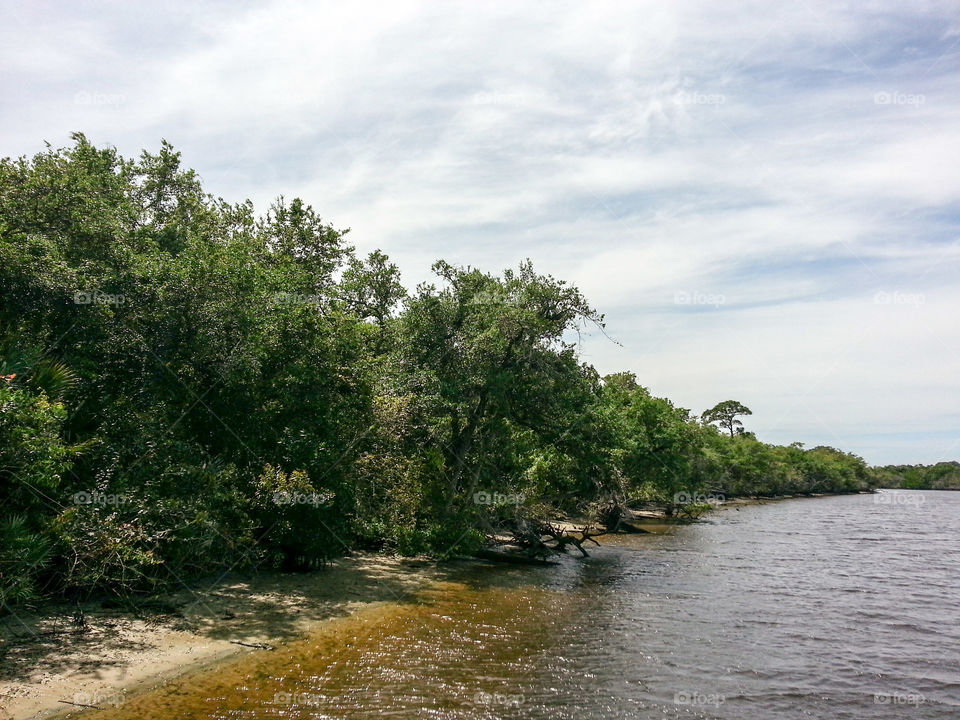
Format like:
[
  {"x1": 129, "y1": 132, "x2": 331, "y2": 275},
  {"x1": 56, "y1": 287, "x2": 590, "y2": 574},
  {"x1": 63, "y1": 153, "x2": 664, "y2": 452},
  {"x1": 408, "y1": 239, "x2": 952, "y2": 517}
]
[
  {"x1": 0, "y1": 554, "x2": 445, "y2": 720},
  {"x1": 0, "y1": 501, "x2": 807, "y2": 720}
]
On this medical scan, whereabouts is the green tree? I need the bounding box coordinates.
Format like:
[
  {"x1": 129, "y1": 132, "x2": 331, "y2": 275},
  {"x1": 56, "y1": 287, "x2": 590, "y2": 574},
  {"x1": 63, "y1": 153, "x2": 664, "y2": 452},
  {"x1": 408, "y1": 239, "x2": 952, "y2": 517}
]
[
  {"x1": 702, "y1": 400, "x2": 753, "y2": 437},
  {"x1": 398, "y1": 260, "x2": 603, "y2": 528},
  {"x1": 340, "y1": 249, "x2": 407, "y2": 351},
  {"x1": 599, "y1": 372, "x2": 702, "y2": 508},
  {"x1": 0, "y1": 133, "x2": 887, "y2": 603}
]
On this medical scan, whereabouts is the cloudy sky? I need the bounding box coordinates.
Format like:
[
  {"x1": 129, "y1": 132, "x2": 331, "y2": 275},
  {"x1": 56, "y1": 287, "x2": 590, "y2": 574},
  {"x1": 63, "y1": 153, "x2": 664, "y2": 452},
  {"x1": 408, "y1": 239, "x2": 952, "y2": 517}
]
[{"x1": 2, "y1": 0, "x2": 958, "y2": 465}]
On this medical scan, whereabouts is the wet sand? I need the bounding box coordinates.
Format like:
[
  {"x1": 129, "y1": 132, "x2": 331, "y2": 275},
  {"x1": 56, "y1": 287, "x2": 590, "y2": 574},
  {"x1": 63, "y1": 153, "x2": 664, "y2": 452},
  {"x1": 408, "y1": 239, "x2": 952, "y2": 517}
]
[
  {"x1": 0, "y1": 497, "x2": 835, "y2": 719},
  {"x1": 0, "y1": 555, "x2": 445, "y2": 720}
]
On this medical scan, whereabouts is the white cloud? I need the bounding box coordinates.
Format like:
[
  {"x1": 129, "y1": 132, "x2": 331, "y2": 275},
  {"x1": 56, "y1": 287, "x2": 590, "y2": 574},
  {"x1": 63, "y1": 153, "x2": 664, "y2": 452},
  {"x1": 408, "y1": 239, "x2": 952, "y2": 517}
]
[{"x1": 1, "y1": 0, "x2": 958, "y2": 463}]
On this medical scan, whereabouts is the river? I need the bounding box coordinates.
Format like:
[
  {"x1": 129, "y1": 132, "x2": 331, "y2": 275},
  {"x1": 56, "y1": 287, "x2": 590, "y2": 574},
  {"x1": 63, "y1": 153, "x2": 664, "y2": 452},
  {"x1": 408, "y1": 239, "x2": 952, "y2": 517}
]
[{"x1": 80, "y1": 490, "x2": 960, "y2": 719}]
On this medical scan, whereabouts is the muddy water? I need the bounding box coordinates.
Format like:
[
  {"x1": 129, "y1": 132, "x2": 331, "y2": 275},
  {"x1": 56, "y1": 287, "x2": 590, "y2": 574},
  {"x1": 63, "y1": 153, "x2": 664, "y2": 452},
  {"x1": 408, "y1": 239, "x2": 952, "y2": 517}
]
[{"x1": 79, "y1": 491, "x2": 960, "y2": 719}]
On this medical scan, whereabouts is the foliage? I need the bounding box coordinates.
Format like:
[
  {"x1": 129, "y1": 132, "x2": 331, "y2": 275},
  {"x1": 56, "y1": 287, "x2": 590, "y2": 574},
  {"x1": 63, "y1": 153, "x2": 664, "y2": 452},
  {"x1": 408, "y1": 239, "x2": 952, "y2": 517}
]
[
  {"x1": 702, "y1": 400, "x2": 753, "y2": 437},
  {"x1": 869, "y1": 462, "x2": 960, "y2": 490},
  {"x1": 0, "y1": 514, "x2": 53, "y2": 609},
  {"x1": 0, "y1": 136, "x2": 881, "y2": 608}
]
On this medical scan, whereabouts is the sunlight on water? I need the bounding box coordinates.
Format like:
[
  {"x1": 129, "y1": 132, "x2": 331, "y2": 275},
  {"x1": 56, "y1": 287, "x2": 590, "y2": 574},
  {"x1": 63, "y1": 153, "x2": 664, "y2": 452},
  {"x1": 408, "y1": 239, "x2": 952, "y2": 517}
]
[
  {"x1": 80, "y1": 492, "x2": 960, "y2": 719},
  {"x1": 80, "y1": 581, "x2": 573, "y2": 719}
]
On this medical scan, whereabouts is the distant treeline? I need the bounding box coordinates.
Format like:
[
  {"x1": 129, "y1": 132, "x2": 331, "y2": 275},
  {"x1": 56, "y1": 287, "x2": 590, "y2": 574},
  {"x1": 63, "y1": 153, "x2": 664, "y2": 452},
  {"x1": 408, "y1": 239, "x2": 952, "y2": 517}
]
[
  {"x1": 869, "y1": 462, "x2": 960, "y2": 490},
  {"x1": 1, "y1": 136, "x2": 874, "y2": 610}
]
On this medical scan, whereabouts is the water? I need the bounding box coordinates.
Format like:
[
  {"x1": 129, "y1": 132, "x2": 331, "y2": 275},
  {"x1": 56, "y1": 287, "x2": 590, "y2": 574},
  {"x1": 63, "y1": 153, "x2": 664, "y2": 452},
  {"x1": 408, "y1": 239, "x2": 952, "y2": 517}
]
[{"x1": 81, "y1": 490, "x2": 960, "y2": 719}]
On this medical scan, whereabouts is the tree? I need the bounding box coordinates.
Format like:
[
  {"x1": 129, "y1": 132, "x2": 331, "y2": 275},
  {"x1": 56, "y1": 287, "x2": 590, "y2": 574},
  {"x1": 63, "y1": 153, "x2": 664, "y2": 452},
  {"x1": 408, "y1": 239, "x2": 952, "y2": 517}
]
[
  {"x1": 702, "y1": 400, "x2": 752, "y2": 438},
  {"x1": 398, "y1": 259, "x2": 603, "y2": 523},
  {"x1": 0, "y1": 133, "x2": 881, "y2": 603},
  {"x1": 340, "y1": 250, "x2": 407, "y2": 351},
  {"x1": 599, "y1": 373, "x2": 702, "y2": 509}
]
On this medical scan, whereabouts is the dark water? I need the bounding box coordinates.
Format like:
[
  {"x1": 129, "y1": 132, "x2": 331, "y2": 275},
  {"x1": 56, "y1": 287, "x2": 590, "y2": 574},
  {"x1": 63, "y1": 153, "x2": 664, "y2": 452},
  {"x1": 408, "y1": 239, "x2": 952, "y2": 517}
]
[{"x1": 82, "y1": 490, "x2": 960, "y2": 719}]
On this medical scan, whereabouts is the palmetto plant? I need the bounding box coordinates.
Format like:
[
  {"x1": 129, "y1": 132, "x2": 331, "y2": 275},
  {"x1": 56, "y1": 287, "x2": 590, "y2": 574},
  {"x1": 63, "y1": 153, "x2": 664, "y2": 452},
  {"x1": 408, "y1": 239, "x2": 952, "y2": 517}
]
[
  {"x1": 0, "y1": 337, "x2": 78, "y2": 401},
  {"x1": 0, "y1": 514, "x2": 52, "y2": 612}
]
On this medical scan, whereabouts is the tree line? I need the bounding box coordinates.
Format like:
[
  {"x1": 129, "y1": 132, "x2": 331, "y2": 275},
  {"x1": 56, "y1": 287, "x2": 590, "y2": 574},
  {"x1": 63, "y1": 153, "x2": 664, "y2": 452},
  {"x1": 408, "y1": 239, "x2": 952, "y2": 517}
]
[
  {"x1": 870, "y1": 462, "x2": 960, "y2": 490},
  {"x1": 0, "y1": 135, "x2": 874, "y2": 610}
]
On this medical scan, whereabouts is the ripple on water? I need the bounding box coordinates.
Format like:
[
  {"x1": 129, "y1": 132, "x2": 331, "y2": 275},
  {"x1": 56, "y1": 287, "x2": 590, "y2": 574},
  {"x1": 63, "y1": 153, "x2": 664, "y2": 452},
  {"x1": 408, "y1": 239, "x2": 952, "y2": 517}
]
[{"x1": 81, "y1": 492, "x2": 960, "y2": 719}]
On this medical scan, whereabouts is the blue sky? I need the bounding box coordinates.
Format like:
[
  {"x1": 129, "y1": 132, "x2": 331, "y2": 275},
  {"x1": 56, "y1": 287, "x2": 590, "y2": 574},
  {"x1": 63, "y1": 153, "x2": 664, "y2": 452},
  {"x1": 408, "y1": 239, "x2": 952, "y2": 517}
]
[{"x1": 1, "y1": 0, "x2": 958, "y2": 465}]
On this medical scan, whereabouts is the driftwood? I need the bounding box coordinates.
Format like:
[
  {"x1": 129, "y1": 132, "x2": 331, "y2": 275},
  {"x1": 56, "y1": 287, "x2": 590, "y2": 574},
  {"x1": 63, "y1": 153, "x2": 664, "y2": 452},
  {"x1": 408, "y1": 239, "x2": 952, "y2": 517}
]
[
  {"x1": 473, "y1": 548, "x2": 559, "y2": 566},
  {"x1": 230, "y1": 640, "x2": 274, "y2": 650},
  {"x1": 481, "y1": 519, "x2": 608, "y2": 562},
  {"x1": 59, "y1": 700, "x2": 101, "y2": 709},
  {"x1": 540, "y1": 523, "x2": 605, "y2": 557}
]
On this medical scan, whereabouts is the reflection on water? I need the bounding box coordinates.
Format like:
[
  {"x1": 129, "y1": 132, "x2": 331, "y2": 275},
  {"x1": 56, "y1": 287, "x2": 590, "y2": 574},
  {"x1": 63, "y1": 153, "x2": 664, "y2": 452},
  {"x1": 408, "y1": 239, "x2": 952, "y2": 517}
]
[{"x1": 80, "y1": 491, "x2": 960, "y2": 719}]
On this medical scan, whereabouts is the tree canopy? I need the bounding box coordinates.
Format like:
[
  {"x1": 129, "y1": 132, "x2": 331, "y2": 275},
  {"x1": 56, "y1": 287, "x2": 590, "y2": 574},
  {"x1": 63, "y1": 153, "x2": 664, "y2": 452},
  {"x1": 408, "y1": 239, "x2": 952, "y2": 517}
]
[
  {"x1": 0, "y1": 136, "x2": 876, "y2": 610},
  {"x1": 702, "y1": 400, "x2": 753, "y2": 437}
]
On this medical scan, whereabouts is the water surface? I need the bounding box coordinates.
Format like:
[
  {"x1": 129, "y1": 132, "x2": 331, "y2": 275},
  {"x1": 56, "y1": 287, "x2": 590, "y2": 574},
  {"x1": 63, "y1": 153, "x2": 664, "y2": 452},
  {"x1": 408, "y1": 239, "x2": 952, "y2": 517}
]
[{"x1": 81, "y1": 490, "x2": 960, "y2": 719}]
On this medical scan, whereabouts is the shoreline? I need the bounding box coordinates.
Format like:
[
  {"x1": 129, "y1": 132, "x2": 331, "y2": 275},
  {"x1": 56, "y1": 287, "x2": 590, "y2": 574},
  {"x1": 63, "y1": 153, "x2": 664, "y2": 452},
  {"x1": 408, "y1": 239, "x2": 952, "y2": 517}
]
[
  {"x1": 0, "y1": 490, "x2": 878, "y2": 720},
  {"x1": 0, "y1": 554, "x2": 446, "y2": 720}
]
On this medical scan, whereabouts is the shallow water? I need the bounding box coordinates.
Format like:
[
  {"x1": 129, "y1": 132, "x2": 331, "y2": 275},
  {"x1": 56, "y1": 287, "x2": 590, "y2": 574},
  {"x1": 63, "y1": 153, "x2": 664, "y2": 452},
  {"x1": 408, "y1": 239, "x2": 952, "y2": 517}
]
[{"x1": 81, "y1": 490, "x2": 960, "y2": 719}]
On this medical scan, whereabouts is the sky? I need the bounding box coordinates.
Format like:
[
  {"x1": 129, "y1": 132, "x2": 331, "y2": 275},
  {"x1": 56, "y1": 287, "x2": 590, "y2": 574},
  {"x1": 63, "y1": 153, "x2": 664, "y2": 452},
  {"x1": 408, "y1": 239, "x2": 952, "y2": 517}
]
[{"x1": 1, "y1": 0, "x2": 958, "y2": 465}]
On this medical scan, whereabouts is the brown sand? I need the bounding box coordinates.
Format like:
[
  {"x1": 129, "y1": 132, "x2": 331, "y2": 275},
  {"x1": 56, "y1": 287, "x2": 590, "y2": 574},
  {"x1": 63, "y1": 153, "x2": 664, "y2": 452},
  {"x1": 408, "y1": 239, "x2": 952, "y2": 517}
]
[
  {"x1": 1, "y1": 502, "x2": 780, "y2": 719},
  {"x1": 0, "y1": 554, "x2": 444, "y2": 720}
]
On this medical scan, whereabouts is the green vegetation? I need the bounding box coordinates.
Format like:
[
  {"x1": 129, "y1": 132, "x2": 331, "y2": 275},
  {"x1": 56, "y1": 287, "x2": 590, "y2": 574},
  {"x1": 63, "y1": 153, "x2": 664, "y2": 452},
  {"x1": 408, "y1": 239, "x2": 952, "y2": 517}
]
[
  {"x1": 0, "y1": 136, "x2": 876, "y2": 610},
  {"x1": 869, "y1": 462, "x2": 960, "y2": 490},
  {"x1": 702, "y1": 400, "x2": 753, "y2": 437}
]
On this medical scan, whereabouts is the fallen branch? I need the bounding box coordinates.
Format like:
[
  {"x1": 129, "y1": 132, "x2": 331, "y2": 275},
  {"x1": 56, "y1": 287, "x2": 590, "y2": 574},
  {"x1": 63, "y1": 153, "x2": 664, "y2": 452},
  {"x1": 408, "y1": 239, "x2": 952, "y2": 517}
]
[
  {"x1": 542, "y1": 523, "x2": 606, "y2": 557},
  {"x1": 59, "y1": 700, "x2": 101, "y2": 709},
  {"x1": 473, "y1": 548, "x2": 559, "y2": 566},
  {"x1": 229, "y1": 640, "x2": 274, "y2": 650}
]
